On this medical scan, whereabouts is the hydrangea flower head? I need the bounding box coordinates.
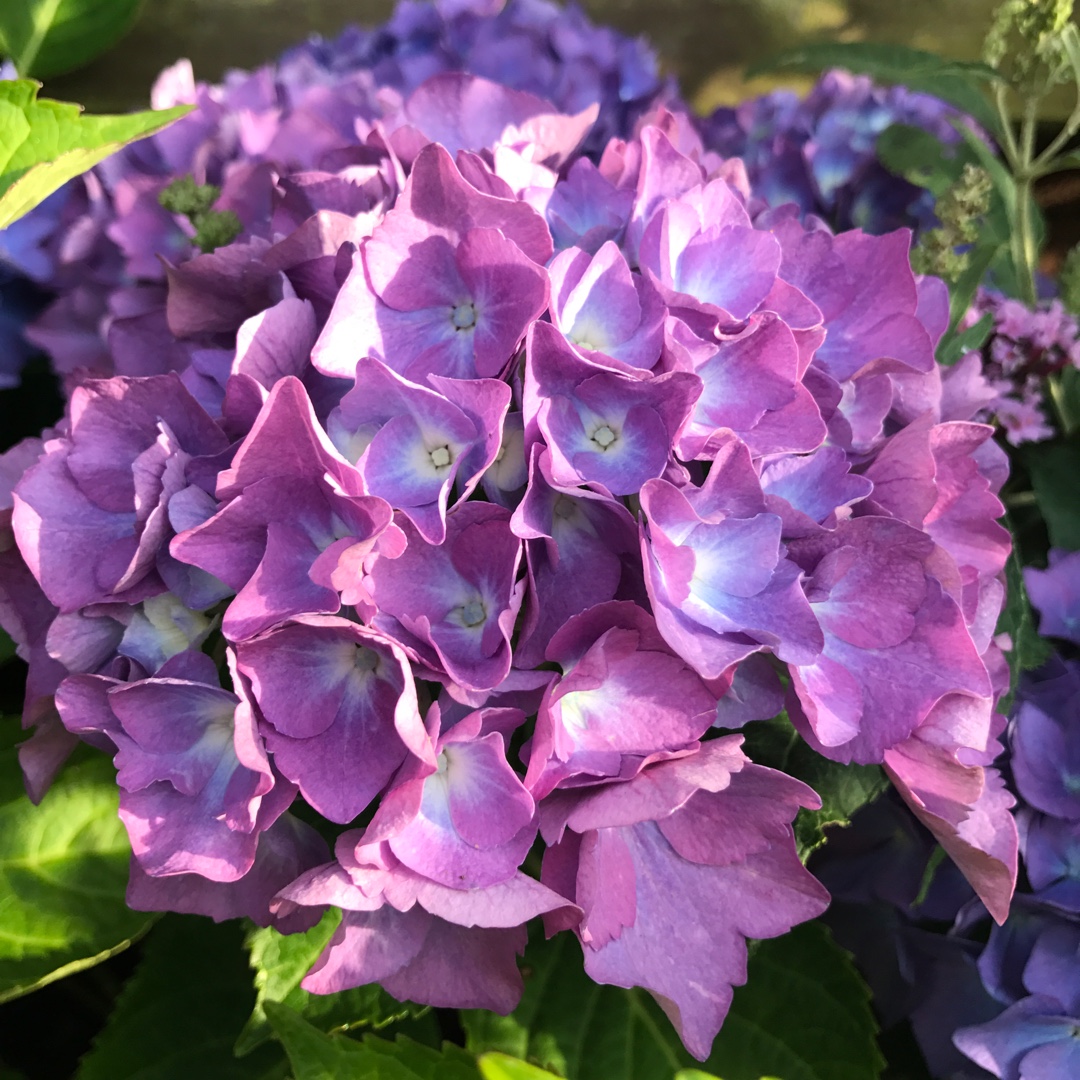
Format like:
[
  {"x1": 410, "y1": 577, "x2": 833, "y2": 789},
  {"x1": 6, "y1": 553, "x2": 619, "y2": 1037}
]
[
  {"x1": 0, "y1": 17, "x2": 1023, "y2": 1060},
  {"x1": 703, "y1": 68, "x2": 983, "y2": 234}
]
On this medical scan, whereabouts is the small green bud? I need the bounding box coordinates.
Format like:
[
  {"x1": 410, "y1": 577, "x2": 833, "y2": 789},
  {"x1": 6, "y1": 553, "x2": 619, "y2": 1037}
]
[
  {"x1": 158, "y1": 175, "x2": 242, "y2": 254},
  {"x1": 158, "y1": 175, "x2": 220, "y2": 219},
  {"x1": 192, "y1": 210, "x2": 243, "y2": 254},
  {"x1": 984, "y1": 0, "x2": 1075, "y2": 88}
]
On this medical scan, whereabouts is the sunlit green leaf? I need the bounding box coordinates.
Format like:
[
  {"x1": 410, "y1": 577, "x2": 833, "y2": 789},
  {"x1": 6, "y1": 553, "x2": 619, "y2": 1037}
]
[
  {"x1": 0, "y1": 0, "x2": 142, "y2": 79},
  {"x1": 265, "y1": 1002, "x2": 477, "y2": 1080},
  {"x1": 479, "y1": 1054, "x2": 564, "y2": 1080},
  {"x1": 0, "y1": 723, "x2": 153, "y2": 1004},
  {"x1": 0, "y1": 79, "x2": 191, "y2": 228}
]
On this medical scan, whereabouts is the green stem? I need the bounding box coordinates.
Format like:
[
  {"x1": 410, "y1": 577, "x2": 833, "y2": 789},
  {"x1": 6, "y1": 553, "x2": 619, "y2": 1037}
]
[
  {"x1": 1031, "y1": 101, "x2": 1080, "y2": 172},
  {"x1": 994, "y1": 82, "x2": 1021, "y2": 166},
  {"x1": 1012, "y1": 96, "x2": 1041, "y2": 306},
  {"x1": 1013, "y1": 173, "x2": 1038, "y2": 305}
]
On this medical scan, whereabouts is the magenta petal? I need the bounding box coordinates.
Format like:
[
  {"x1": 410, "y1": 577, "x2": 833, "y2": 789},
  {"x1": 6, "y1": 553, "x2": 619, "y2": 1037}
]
[
  {"x1": 580, "y1": 821, "x2": 828, "y2": 1060},
  {"x1": 239, "y1": 617, "x2": 425, "y2": 824},
  {"x1": 302, "y1": 903, "x2": 429, "y2": 993},
  {"x1": 444, "y1": 732, "x2": 535, "y2": 847},
  {"x1": 885, "y1": 738, "x2": 1017, "y2": 924},
  {"x1": 575, "y1": 828, "x2": 637, "y2": 949},
  {"x1": 303, "y1": 905, "x2": 526, "y2": 1014}
]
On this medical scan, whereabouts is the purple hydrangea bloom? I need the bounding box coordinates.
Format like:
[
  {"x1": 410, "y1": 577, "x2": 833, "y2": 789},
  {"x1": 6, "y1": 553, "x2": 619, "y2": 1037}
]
[
  {"x1": 540, "y1": 737, "x2": 829, "y2": 1059},
  {"x1": 955, "y1": 920, "x2": 1080, "y2": 1079},
  {"x1": 9, "y1": 0, "x2": 674, "y2": 392},
  {"x1": 366, "y1": 501, "x2": 523, "y2": 693},
  {"x1": 55, "y1": 653, "x2": 299, "y2": 885},
  {"x1": 235, "y1": 615, "x2": 430, "y2": 823},
  {"x1": 273, "y1": 829, "x2": 579, "y2": 1014},
  {"x1": 1010, "y1": 657, "x2": 1080, "y2": 821},
  {"x1": 364, "y1": 702, "x2": 536, "y2": 887},
  {"x1": 1019, "y1": 811, "x2": 1080, "y2": 913},
  {"x1": 523, "y1": 600, "x2": 719, "y2": 799},
  {"x1": 12, "y1": 374, "x2": 229, "y2": 613},
  {"x1": 703, "y1": 69, "x2": 982, "y2": 234},
  {"x1": 1024, "y1": 550, "x2": 1080, "y2": 647},
  {"x1": 1, "y1": 40, "x2": 1027, "y2": 1054},
  {"x1": 326, "y1": 356, "x2": 511, "y2": 544},
  {"x1": 314, "y1": 146, "x2": 550, "y2": 382}
]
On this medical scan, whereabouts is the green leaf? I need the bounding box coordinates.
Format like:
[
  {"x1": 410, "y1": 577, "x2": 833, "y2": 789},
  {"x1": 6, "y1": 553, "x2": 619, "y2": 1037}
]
[
  {"x1": 996, "y1": 523, "x2": 1054, "y2": 715},
  {"x1": 237, "y1": 907, "x2": 428, "y2": 1055},
  {"x1": 361, "y1": 1036, "x2": 479, "y2": 1080},
  {"x1": 0, "y1": 0, "x2": 143, "y2": 79},
  {"x1": 462, "y1": 933, "x2": 691, "y2": 1079},
  {"x1": 75, "y1": 916, "x2": 286, "y2": 1080},
  {"x1": 0, "y1": 727, "x2": 154, "y2": 1004},
  {"x1": 673, "y1": 1075, "x2": 783, "y2": 1080},
  {"x1": 706, "y1": 923, "x2": 884, "y2": 1080},
  {"x1": 876, "y1": 124, "x2": 969, "y2": 198},
  {"x1": 1050, "y1": 367, "x2": 1080, "y2": 436},
  {"x1": 0, "y1": 79, "x2": 192, "y2": 229},
  {"x1": 479, "y1": 1054, "x2": 564, "y2": 1080},
  {"x1": 464, "y1": 924, "x2": 880, "y2": 1080},
  {"x1": 0, "y1": 629, "x2": 15, "y2": 666},
  {"x1": 746, "y1": 43, "x2": 1002, "y2": 136},
  {"x1": 739, "y1": 714, "x2": 889, "y2": 858},
  {"x1": 937, "y1": 311, "x2": 994, "y2": 367},
  {"x1": 265, "y1": 1003, "x2": 477, "y2": 1080},
  {"x1": 1024, "y1": 437, "x2": 1080, "y2": 551}
]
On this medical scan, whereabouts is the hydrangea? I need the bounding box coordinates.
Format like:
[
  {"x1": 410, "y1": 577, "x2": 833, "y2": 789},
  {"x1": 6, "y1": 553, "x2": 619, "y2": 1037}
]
[
  {"x1": 701, "y1": 69, "x2": 981, "y2": 234},
  {"x1": 949, "y1": 656, "x2": 1080, "y2": 1078},
  {"x1": 0, "y1": 0, "x2": 674, "y2": 392},
  {"x1": 809, "y1": 649, "x2": 1080, "y2": 1079},
  {"x1": 0, "y1": 24, "x2": 1022, "y2": 1062}
]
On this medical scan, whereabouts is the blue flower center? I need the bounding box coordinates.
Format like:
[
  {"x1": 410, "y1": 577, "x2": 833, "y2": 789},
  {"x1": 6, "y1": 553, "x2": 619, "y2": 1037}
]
[
  {"x1": 353, "y1": 645, "x2": 378, "y2": 673},
  {"x1": 591, "y1": 424, "x2": 618, "y2": 450},
  {"x1": 456, "y1": 597, "x2": 487, "y2": 628},
  {"x1": 451, "y1": 302, "x2": 477, "y2": 330}
]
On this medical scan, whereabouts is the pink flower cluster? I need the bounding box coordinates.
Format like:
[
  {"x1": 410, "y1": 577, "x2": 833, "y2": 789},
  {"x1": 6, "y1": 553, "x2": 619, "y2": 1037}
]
[
  {"x1": 959, "y1": 287, "x2": 1080, "y2": 445},
  {"x1": 0, "y1": 60, "x2": 1019, "y2": 1059}
]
